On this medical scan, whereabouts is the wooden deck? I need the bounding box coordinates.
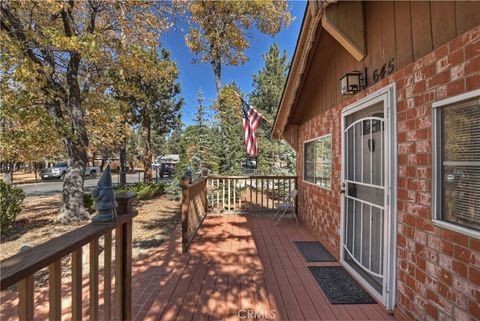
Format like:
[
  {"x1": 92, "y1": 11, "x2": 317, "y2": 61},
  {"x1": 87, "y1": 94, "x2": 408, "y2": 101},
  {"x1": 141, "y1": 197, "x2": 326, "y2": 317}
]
[
  {"x1": 142, "y1": 215, "x2": 395, "y2": 321},
  {"x1": 0, "y1": 215, "x2": 396, "y2": 321}
]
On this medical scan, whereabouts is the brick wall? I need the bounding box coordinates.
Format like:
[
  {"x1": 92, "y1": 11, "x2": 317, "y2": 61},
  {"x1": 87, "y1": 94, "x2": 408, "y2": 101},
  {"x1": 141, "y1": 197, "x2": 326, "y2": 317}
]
[{"x1": 296, "y1": 25, "x2": 480, "y2": 321}]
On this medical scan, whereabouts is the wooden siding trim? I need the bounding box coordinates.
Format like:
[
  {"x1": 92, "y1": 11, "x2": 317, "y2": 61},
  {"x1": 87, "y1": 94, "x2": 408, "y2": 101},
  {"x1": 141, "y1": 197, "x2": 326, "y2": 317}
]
[
  {"x1": 273, "y1": 2, "x2": 324, "y2": 140},
  {"x1": 276, "y1": 1, "x2": 480, "y2": 131},
  {"x1": 321, "y1": 2, "x2": 366, "y2": 62},
  {"x1": 283, "y1": 125, "x2": 299, "y2": 151}
]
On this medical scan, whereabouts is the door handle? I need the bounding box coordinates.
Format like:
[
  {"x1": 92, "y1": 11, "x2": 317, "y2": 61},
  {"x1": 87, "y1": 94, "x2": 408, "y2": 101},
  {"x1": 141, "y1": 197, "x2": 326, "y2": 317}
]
[{"x1": 340, "y1": 182, "x2": 346, "y2": 194}]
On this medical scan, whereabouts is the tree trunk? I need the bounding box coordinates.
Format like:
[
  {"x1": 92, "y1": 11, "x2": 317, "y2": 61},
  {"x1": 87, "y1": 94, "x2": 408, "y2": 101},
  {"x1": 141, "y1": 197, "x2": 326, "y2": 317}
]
[
  {"x1": 57, "y1": 53, "x2": 90, "y2": 223},
  {"x1": 58, "y1": 141, "x2": 88, "y2": 223},
  {"x1": 33, "y1": 162, "x2": 37, "y2": 180},
  {"x1": 119, "y1": 145, "x2": 127, "y2": 186},
  {"x1": 142, "y1": 117, "x2": 153, "y2": 183},
  {"x1": 212, "y1": 58, "x2": 222, "y2": 95}
]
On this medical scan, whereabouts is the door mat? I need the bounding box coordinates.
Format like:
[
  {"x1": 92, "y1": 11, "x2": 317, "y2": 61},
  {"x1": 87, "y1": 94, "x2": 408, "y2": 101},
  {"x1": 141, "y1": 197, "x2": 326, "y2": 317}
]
[
  {"x1": 294, "y1": 241, "x2": 336, "y2": 262},
  {"x1": 308, "y1": 266, "x2": 376, "y2": 304}
]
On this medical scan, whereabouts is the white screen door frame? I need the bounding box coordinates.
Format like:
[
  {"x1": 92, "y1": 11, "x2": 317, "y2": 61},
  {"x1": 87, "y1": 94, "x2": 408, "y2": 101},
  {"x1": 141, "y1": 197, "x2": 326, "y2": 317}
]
[{"x1": 340, "y1": 83, "x2": 397, "y2": 311}]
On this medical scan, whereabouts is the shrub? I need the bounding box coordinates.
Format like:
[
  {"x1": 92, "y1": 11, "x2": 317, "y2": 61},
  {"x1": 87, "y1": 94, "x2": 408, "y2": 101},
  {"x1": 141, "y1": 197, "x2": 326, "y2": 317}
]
[
  {"x1": 83, "y1": 193, "x2": 95, "y2": 214},
  {"x1": 115, "y1": 182, "x2": 166, "y2": 200},
  {"x1": 0, "y1": 181, "x2": 25, "y2": 233}
]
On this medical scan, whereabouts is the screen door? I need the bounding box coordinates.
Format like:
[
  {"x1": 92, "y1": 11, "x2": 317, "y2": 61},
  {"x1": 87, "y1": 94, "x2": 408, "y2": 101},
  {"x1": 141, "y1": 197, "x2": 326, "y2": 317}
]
[{"x1": 341, "y1": 86, "x2": 395, "y2": 309}]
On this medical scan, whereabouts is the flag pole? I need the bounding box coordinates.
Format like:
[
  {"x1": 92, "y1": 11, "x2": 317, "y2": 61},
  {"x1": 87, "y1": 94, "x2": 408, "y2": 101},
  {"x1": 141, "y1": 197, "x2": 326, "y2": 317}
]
[{"x1": 234, "y1": 90, "x2": 272, "y2": 125}]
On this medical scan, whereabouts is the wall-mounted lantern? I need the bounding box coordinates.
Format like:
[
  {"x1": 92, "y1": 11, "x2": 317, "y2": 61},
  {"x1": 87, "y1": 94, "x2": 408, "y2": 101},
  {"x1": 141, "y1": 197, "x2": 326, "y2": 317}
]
[{"x1": 340, "y1": 69, "x2": 367, "y2": 95}]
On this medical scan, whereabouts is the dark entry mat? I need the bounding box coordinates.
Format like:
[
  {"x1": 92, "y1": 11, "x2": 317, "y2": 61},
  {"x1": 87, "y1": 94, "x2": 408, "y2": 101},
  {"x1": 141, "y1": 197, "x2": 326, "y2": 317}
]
[
  {"x1": 294, "y1": 241, "x2": 336, "y2": 262},
  {"x1": 308, "y1": 266, "x2": 376, "y2": 304}
]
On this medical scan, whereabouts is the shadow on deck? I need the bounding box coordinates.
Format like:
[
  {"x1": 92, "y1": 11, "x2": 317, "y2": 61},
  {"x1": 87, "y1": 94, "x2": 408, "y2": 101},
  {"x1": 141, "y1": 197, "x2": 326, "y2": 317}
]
[{"x1": 0, "y1": 215, "x2": 396, "y2": 321}]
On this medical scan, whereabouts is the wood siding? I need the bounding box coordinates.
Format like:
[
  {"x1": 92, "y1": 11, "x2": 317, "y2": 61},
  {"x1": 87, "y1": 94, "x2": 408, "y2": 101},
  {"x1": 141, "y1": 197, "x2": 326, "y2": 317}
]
[{"x1": 291, "y1": 0, "x2": 480, "y2": 124}]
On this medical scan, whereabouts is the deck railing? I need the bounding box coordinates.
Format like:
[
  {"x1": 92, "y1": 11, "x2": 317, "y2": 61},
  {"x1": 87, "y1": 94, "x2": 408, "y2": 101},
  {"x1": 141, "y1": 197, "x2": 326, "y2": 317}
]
[
  {"x1": 181, "y1": 177, "x2": 208, "y2": 252},
  {"x1": 0, "y1": 212, "x2": 136, "y2": 321},
  {"x1": 207, "y1": 175, "x2": 297, "y2": 213},
  {"x1": 181, "y1": 175, "x2": 297, "y2": 251}
]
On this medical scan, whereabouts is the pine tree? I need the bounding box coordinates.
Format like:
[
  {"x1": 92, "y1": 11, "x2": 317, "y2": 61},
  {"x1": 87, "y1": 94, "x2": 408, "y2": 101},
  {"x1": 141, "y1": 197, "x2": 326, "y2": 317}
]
[
  {"x1": 162, "y1": 117, "x2": 184, "y2": 156},
  {"x1": 213, "y1": 84, "x2": 246, "y2": 175},
  {"x1": 175, "y1": 90, "x2": 218, "y2": 187},
  {"x1": 249, "y1": 43, "x2": 295, "y2": 174}
]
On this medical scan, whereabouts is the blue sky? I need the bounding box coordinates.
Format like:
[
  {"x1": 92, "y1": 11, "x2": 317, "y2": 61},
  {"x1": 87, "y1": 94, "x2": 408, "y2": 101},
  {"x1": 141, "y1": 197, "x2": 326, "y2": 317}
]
[{"x1": 160, "y1": 1, "x2": 307, "y2": 125}]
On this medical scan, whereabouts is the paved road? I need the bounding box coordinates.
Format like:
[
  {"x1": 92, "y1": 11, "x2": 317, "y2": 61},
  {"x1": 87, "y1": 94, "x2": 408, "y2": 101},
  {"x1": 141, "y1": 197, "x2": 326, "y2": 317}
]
[{"x1": 17, "y1": 173, "x2": 148, "y2": 198}]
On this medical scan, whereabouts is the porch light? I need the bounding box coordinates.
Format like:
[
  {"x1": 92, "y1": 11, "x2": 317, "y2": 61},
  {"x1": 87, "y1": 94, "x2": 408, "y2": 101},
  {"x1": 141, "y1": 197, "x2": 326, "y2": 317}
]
[{"x1": 340, "y1": 69, "x2": 366, "y2": 95}]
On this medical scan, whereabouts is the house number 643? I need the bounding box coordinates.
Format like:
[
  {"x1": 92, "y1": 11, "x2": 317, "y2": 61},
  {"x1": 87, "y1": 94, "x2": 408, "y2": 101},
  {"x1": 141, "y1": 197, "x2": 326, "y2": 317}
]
[{"x1": 373, "y1": 57, "x2": 395, "y2": 82}]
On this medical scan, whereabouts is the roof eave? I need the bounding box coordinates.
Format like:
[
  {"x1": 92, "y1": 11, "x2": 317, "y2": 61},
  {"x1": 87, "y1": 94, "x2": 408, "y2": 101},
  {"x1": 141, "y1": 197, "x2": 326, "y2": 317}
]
[{"x1": 272, "y1": 1, "x2": 328, "y2": 141}]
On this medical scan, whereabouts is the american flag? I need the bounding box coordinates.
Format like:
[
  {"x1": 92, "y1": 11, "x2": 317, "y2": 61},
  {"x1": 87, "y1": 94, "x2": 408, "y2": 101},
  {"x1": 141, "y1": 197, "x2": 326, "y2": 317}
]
[{"x1": 241, "y1": 98, "x2": 264, "y2": 157}]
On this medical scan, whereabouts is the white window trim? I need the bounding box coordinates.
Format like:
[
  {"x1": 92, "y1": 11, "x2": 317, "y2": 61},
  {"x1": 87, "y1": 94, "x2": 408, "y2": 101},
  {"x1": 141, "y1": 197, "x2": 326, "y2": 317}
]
[
  {"x1": 432, "y1": 89, "x2": 480, "y2": 240},
  {"x1": 303, "y1": 133, "x2": 332, "y2": 190}
]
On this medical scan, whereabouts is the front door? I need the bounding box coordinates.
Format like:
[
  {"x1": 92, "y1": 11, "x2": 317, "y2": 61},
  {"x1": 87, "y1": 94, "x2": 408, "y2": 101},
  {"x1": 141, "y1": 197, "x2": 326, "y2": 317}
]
[{"x1": 341, "y1": 84, "x2": 396, "y2": 310}]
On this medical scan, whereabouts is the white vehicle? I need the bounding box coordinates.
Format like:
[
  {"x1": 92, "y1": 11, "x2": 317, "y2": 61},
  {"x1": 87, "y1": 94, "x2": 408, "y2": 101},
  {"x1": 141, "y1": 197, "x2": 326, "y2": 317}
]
[{"x1": 40, "y1": 163, "x2": 100, "y2": 180}]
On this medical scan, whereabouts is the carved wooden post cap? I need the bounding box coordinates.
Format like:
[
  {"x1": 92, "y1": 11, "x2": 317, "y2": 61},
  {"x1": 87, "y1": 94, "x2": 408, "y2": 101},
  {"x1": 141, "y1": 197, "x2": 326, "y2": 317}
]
[{"x1": 115, "y1": 192, "x2": 136, "y2": 216}]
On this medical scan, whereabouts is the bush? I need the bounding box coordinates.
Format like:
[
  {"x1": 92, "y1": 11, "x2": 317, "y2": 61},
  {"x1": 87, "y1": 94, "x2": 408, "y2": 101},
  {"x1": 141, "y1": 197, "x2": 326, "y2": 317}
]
[
  {"x1": 115, "y1": 182, "x2": 166, "y2": 200},
  {"x1": 0, "y1": 181, "x2": 25, "y2": 233},
  {"x1": 83, "y1": 193, "x2": 95, "y2": 214}
]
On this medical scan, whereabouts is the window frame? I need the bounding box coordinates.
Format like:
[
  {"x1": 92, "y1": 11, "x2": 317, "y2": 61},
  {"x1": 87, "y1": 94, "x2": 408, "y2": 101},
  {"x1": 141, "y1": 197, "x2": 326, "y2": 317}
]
[
  {"x1": 303, "y1": 133, "x2": 332, "y2": 190},
  {"x1": 432, "y1": 89, "x2": 480, "y2": 239}
]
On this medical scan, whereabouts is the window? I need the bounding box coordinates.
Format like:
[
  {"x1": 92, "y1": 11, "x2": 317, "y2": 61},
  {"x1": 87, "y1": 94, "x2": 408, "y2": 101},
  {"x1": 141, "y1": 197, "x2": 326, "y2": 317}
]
[
  {"x1": 433, "y1": 90, "x2": 480, "y2": 236},
  {"x1": 304, "y1": 135, "x2": 332, "y2": 189}
]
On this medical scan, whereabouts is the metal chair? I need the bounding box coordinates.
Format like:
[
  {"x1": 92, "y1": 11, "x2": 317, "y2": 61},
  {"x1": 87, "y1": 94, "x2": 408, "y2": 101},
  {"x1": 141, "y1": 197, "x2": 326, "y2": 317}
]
[{"x1": 273, "y1": 189, "x2": 298, "y2": 225}]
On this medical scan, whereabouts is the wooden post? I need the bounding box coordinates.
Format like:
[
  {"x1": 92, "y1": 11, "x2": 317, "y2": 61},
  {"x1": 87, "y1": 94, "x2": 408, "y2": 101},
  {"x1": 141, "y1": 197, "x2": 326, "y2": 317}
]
[
  {"x1": 89, "y1": 239, "x2": 99, "y2": 321},
  {"x1": 261, "y1": 178, "x2": 264, "y2": 211},
  {"x1": 72, "y1": 249, "x2": 83, "y2": 321},
  {"x1": 203, "y1": 179, "x2": 208, "y2": 214},
  {"x1": 228, "y1": 178, "x2": 231, "y2": 211},
  {"x1": 104, "y1": 231, "x2": 112, "y2": 321},
  {"x1": 294, "y1": 177, "x2": 298, "y2": 216},
  {"x1": 181, "y1": 178, "x2": 190, "y2": 252},
  {"x1": 48, "y1": 261, "x2": 62, "y2": 321},
  {"x1": 115, "y1": 226, "x2": 124, "y2": 321},
  {"x1": 115, "y1": 221, "x2": 132, "y2": 321},
  {"x1": 18, "y1": 275, "x2": 34, "y2": 321},
  {"x1": 123, "y1": 220, "x2": 132, "y2": 321}
]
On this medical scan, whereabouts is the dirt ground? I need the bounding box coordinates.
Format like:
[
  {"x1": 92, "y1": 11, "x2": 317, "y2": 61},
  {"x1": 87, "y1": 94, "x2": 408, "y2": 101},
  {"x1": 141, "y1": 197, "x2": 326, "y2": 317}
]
[{"x1": 0, "y1": 194, "x2": 181, "y2": 261}]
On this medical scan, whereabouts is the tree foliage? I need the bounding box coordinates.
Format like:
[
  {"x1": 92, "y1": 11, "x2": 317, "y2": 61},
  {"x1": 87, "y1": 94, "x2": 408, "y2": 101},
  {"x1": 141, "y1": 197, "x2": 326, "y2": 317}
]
[
  {"x1": 0, "y1": 180, "x2": 25, "y2": 233},
  {"x1": 249, "y1": 43, "x2": 295, "y2": 174},
  {"x1": 184, "y1": 0, "x2": 291, "y2": 94},
  {"x1": 176, "y1": 90, "x2": 217, "y2": 180},
  {"x1": 0, "y1": 1, "x2": 175, "y2": 222},
  {"x1": 121, "y1": 48, "x2": 183, "y2": 182},
  {"x1": 212, "y1": 83, "x2": 246, "y2": 174}
]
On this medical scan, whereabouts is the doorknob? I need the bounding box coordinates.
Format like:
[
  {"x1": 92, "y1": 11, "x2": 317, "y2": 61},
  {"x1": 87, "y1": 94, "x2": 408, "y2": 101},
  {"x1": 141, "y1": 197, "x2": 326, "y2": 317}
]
[{"x1": 340, "y1": 182, "x2": 346, "y2": 194}]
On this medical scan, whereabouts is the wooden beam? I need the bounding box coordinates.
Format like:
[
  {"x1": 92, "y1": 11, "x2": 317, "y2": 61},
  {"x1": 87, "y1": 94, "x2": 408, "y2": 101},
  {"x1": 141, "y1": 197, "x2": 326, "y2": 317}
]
[
  {"x1": 322, "y1": 2, "x2": 366, "y2": 62},
  {"x1": 283, "y1": 125, "x2": 299, "y2": 152}
]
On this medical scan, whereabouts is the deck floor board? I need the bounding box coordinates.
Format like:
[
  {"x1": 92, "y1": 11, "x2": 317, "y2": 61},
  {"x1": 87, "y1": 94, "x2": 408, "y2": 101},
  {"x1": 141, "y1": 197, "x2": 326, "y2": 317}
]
[
  {"x1": 0, "y1": 215, "x2": 396, "y2": 321},
  {"x1": 145, "y1": 215, "x2": 395, "y2": 321}
]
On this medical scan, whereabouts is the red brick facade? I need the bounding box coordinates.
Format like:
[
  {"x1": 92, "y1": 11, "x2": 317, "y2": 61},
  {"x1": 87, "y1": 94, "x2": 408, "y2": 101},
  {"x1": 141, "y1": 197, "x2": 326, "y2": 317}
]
[{"x1": 296, "y1": 26, "x2": 480, "y2": 321}]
